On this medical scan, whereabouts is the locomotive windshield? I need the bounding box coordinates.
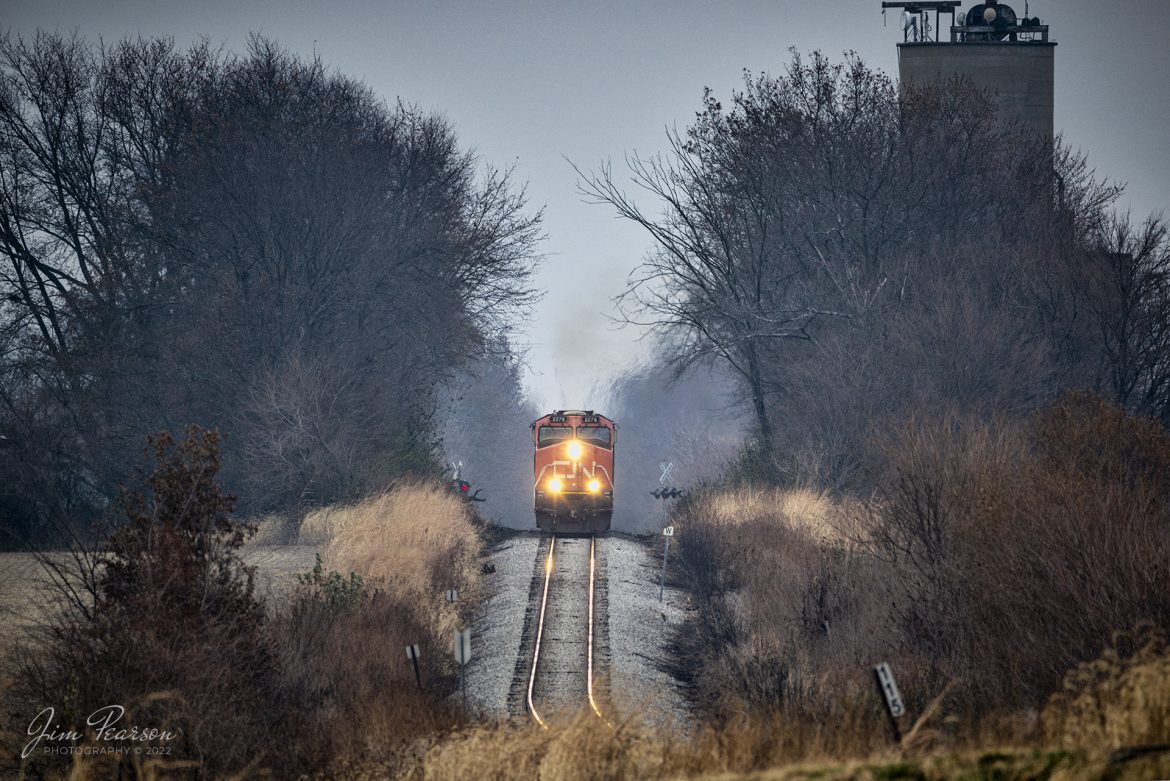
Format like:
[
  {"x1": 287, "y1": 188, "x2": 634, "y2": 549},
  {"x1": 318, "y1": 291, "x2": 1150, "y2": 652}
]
[
  {"x1": 537, "y1": 426, "x2": 573, "y2": 447},
  {"x1": 576, "y1": 426, "x2": 612, "y2": 449}
]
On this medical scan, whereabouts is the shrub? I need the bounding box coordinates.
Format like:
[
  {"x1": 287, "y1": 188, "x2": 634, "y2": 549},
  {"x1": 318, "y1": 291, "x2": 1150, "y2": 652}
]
[
  {"x1": 668, "y1": 485, "x2": 896, "y2": 751},
  {"x1": 871, "y1": 393, "x2": 1170, "y2": 710},
  {"x1": 12, "y1": 426, "x2": 280, "y2": 778},
  {"x1": 269, "y1": 482, "x2": 482, "y2": 771},
  {"x1": 669, "y1": 394, "x2": 1170, "y2": 754},
  {"x1": 296, "y1": 553, "x2": 365, "y2": 611},
  {"x1": 273, "y1": 560, "x2": 460, "y2": 771},
  {"x1": 7, "y1": 468, "x2": 485, "y2": 777}
]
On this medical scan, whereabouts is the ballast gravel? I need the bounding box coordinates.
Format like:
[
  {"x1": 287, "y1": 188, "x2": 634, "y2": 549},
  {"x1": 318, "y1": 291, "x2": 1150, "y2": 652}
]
[
  {"x1": 604, "y1": 534, "x2": 690, "y2": 730},
  {"x1": 464, "y1": 529, "x2": 690, "y2": 729},
  {"x1": 463, "y1": 532, "x2": 542, "y2": 717}
]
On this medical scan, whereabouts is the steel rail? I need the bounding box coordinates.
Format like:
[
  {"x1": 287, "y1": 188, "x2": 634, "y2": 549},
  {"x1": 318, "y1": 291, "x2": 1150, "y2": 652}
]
[
  {"x1": 526, "y1": 535, "x2": 556, "y2": 728},
  {"x1": 587, "y1": 535, "x2": 605, "y2": 720},
  {"x1": 526, "y1": 534, "x2": 608, "y2": 728}
]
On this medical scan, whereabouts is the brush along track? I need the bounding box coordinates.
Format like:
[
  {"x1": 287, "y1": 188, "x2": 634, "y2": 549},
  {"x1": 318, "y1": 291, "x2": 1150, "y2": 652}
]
[{"x1": 507, "y1": 534, "x2": 609, "y2": 725}]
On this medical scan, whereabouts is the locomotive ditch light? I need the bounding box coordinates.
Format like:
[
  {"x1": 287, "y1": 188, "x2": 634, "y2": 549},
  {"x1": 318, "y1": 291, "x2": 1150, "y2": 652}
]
[
  {"x1": 587, "y1": 479, "x2": 601, "y2": 493},
  {"x1": 566, "y1": 440, "x2": 583, "y2": 460},
  {"x1": 548, "y1": 478, "x2": 563, "y2": 493}
]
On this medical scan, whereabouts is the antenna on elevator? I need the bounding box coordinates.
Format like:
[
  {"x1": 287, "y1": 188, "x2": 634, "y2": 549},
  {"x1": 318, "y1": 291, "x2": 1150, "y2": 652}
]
[
  {"x1": 880, "y1": 2, "x2": 960, "y2": 43},
  {"x1": 881, "y1": 1, "x2": 1049, "y2": 43}
]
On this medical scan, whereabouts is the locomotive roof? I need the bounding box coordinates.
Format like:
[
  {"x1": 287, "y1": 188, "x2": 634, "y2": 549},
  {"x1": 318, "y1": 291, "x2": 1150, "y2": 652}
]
[{"x1": 530, "y1": 410, "x2": 615, "y2": 427}]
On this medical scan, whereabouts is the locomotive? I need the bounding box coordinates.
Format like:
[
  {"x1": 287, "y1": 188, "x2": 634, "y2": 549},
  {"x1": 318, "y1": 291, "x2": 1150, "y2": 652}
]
[{"x1": 531, "y1": 410, "x2": 615, "y2": 533}]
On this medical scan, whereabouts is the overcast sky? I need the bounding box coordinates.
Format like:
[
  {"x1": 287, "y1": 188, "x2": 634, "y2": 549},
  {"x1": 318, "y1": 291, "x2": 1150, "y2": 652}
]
[{"x1": 8, "y1": 0, "x2": 1169, "y2": 410}]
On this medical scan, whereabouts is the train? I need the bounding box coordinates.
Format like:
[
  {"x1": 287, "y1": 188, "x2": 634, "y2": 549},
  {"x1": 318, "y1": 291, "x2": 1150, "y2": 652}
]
[{"x1": 531, "y1": 410, "x2": 615, "y2": 533}]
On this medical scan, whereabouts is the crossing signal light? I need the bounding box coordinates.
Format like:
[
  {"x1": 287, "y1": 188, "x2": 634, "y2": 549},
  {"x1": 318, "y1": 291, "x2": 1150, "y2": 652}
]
[{"x1": 449, "y1": 478, "x2": 486, "y2": 502}]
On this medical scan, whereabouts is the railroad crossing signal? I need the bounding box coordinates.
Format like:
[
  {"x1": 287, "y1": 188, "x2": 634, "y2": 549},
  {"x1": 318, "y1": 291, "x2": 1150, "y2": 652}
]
[
  {"x1": 449, "y1": 478, "x2": 486, "y2": 502},
  {"x1": 651, "y1": 487, "x2": 685, "y2": 499},
  {"x1": 659, "y1": 461, "x2": 673, "y2": 484}
]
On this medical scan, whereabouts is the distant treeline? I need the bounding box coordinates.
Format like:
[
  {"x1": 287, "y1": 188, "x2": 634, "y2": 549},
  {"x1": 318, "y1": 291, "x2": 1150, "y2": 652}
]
[
  {"x1": 0, "y1": 33, "x2": 542, "y2": 546},
  {"x1": 583, "y1": 51, "x2": 1170, "y2": 487}
]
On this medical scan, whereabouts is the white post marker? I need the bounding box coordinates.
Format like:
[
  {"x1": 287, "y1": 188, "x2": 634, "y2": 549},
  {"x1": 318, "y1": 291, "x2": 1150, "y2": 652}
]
[
  {"x1": 446, "y1": 588, "x2": 458, "y2": 603},
  {"x1": 454, "y1": 628, "x2": 471, "y2": 711},
  {"x1": 405, "y1": 644, "x2": 422, "y2": 689},
  {"x1": 873, "y1": 661, "x2": 905, "y2": 741},
  {"x1": 659, "y1": 525, "x2": 675, "y2": 602},
  {"x1": 453, "y1": 628, "x2": 471, "y2": 664}
]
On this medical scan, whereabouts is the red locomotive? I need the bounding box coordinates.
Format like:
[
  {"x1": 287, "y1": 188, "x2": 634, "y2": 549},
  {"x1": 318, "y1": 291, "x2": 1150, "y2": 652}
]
[{"x1": 531, "y1": 410, "x2": 615, "y2": 533}]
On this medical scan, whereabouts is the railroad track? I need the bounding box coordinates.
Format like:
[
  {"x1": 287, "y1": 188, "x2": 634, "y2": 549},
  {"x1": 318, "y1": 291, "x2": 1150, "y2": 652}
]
[{"x1": 524, "y1": 534, "x2": 607, "y2": 726}]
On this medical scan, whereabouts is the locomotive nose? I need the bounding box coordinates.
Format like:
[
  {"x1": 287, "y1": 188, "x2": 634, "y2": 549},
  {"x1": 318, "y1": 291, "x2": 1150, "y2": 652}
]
[{"x1": 566, "y1": 440, "x2": 583, "y2": 460}]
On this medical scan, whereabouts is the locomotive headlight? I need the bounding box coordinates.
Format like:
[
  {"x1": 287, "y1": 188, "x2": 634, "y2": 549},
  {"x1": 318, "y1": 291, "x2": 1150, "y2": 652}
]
[
  {"x1": 587, "y1": 479, "x2": 601, "y2": 493},
  {"x1": 548, "y1": 478, "x2": 563, "y2": 493},
  {"x1": 566, "y1": 440, "x2": 583, "y2": 460}
]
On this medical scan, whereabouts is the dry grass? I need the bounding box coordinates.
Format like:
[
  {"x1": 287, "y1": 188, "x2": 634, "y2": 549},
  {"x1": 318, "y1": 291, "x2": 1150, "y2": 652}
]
[
  {"x1": 246, "y1": 512, "x2": 296, "y2": 545},
  {"x1": 702, "y1": 487, "x2": 844, "y2": 544},
  {"x1": 375, "y1": 716, "x2": 1170, "y2": 781},
  {"x1": 39, "y1": 711, "x2": 1170, "y2": 781},
  {"x1": 1044, "y1": 624, "x2": 1170, "y2": 749},
  {"x1": 298, "y1": 504, "x2": 362, "y2": 545},
  {"x1": 402, "y1": 712, "x2": 895, "y2": 781},
  {"x1": 321, "y1": 482, "x2": 482, "y2": 649}
]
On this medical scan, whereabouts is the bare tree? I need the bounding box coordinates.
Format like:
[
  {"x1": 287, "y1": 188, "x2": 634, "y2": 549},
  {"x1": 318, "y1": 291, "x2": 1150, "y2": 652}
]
[
  {"x1": 1088, "y1": 215, "x2": 1170, "y2": 422},
  {"x1": 0, "y1": 32, "x2": 543, "y2": 540},
  {"x1": 574, "y1": 55, "x2": 878, "y2": 444},
  {"x1": 580, "y1": 50, "x2": 1150, "y2": 487}
]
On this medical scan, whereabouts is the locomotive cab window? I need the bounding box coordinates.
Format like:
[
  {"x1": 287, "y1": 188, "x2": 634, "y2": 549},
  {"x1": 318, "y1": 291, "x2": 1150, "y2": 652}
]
[
  {"x1": 537, "y1": 426, "x2": 573, "y2": 448},
  {"x1": 576, "y1": 426, "x2": 612, "y2": 449}
]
